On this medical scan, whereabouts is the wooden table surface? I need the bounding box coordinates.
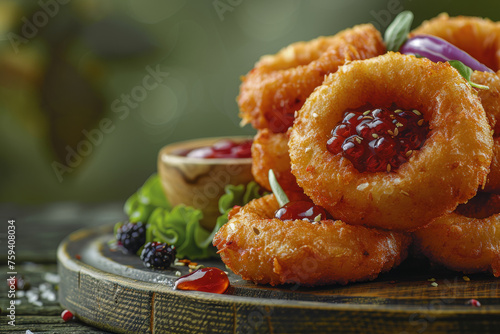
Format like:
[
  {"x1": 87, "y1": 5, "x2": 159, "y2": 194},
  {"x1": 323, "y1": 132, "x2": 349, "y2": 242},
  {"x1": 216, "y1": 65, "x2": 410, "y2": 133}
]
[
  {"x1": 3, "y1": 202, "x2": 500, "y2": 333},
  {"x1": 0, "y1": 202, "x2": 126, "y2": 333}
]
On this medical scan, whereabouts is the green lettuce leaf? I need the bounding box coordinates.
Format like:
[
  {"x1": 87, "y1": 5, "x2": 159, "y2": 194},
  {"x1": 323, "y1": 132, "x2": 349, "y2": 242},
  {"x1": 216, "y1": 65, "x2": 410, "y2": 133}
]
[
  {"x1": 218, "y1": 181, "x2": 262, "y2": 214},
  {"x1": 147, "y1": 205, "x2": 215, "y2": 259},
  {"x1": 124, "y1": 174, "x2": 171, "y2": 223},
  {"x1": 138, "y1": 174, "x2": 171, "y2": 209},
  {"x1": 118, "y1": 174, "x2": 263, "y2": 259}
]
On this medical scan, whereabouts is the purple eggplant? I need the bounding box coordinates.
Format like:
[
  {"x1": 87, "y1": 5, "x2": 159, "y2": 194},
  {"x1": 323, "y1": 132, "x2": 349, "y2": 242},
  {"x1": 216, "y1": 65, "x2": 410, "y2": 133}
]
[{"x1": 400, "y1": 34, "x2": 494, "y2": 73}]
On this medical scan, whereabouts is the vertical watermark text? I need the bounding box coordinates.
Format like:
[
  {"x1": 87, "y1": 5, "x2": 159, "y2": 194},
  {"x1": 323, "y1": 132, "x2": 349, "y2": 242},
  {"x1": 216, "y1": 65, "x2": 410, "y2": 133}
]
[{"x1": 6, "y1": 219, "x2": 16, "y2": 326}]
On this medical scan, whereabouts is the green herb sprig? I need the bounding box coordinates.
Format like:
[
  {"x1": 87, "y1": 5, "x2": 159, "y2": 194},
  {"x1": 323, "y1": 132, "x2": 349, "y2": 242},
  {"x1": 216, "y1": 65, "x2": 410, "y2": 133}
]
[
  {"x1": 448, "y1": 60, "x2": 489, "y2": 90},
  {"x1": 384, "y1": 11, "x2": 414, "y2": 52},
  {"x1": 268, "y1": 169, "x2": 289, "y2": 207}
]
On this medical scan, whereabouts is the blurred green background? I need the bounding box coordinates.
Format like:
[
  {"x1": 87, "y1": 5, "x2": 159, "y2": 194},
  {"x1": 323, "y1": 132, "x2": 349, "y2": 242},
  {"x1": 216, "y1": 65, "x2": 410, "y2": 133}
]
[{"x1": 2, "y1": 0, "x2": 499, "y2": 204}]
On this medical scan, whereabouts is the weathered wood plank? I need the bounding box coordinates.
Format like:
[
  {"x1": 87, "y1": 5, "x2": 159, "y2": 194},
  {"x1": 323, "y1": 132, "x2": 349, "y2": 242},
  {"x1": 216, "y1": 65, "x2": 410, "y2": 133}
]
[
  {"x1": 0, "y1": 264, "x2": 111, "y2": 333},
  {"x1": 0, "y1": 315, "x2": 112, "y2": 333},
  {"x1": 0, "y1": 202, "x2": 126, "y2": 263},
  {"x1": 57, "y1": 225, "x2": 500, "y2": 334}
]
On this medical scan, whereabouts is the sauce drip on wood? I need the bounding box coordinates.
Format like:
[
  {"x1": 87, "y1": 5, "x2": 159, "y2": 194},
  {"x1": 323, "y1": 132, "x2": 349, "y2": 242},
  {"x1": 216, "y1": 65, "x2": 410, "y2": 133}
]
[{"x1": 174, "y1": 267, "x2": 229, "y2": 294}]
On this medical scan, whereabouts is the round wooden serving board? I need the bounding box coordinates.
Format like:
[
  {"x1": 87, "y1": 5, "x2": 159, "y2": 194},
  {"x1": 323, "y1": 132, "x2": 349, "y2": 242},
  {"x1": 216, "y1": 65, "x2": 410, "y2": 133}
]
[{"x1": 58, "y1": 225, "x2": 500, "y2": 334}]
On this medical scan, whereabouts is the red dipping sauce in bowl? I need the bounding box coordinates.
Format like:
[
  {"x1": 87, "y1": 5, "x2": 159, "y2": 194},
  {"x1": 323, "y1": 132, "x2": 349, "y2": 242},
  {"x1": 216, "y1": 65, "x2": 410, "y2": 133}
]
[
  {"x1": 158, "y1": 136, "x2": 254, "y2": 231},
  {"x1": 180, "y1": 139, "x2": 253, "y2": 159}
]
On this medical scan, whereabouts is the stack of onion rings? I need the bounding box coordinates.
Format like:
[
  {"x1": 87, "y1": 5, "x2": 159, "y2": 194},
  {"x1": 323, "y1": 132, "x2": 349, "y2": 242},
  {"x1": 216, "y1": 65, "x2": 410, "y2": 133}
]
[
  {"x1": 413, "y1": 14, "x2": 500, "y2": 193},
  {"x1": 244, "y1": 24, "x2": 385, "y2": 192},
  {"x1": 214, "y1": 194, "x2": 411, "y2": 286},
  {"x1": 288, "y1": 52, "x2": 493, "y2": 231},
  {"x1": 215, "y1": 15, "x2": 500, "y2": 286},
  {"x1": 408, "y1": 15, "x2": 500, "y2": 276},
  {"x1": 238, "y1": 24, "x2": 385, "y2": 133}
]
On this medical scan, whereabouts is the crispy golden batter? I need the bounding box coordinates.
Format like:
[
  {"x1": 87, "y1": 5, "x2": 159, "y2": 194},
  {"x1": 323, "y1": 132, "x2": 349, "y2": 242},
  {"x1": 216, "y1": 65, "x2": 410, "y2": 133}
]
[
  {"x1": 470, "y1": 72, "x2": 500, "y2": 193},
  {"x1": 414, "y1": 15, "x2": 500, "y2": 193},
  {"x1": 289, "y1": 53, "x2": 493, "y2": 231},
  {"x1": 238, "y1": 24, "x2": 385, "y2": 132},
  {"x1": 251, "y1": 129, "x2": 302, "y2": 195},
  {"x1": 484, "y1": 137, "x2": 500, "y2": 194},
  {"x1": 471, "y1": 71, "x2": 500, "y2": 135},
  {"x1": 213, "y1": 194, "x2": 411, "y2": 286},
  {"x1": 412, "y1": 13, "x2": 500, "y2": 71},
  {"x1": 413, "y1": 198, "x2": 500, "y2": 276}
]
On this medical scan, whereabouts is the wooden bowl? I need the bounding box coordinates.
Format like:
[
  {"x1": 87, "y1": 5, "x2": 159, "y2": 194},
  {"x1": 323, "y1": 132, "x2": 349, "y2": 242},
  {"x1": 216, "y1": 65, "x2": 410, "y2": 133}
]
[{"x1": 158, "y1": 136, "x2": 254, "y2": 231}]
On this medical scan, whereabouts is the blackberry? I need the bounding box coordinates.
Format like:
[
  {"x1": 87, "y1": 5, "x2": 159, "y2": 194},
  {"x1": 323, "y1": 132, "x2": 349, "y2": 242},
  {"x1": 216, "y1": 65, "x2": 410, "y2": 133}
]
[
  {"x1": 140, "y1": 242, "x2": 176, "y2": 269},
  {"x1": 116, "y1": 221, "x2": 146, "y2": 254}
]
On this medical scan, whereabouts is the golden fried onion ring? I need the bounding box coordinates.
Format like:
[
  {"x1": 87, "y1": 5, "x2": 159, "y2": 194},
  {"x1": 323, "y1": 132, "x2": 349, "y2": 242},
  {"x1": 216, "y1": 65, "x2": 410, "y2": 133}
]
[
  {"x1": 251, "y1": 129, "x2": 302, "y2": 195},
  {"x1": 471, "y1": 71, "x2": 500, "y2": 134},
  {"x1": 413, "y1": 193, "x2": 500, "y2": 276},
  {"x1": 471, "y1": 72, "x2": 500, "y2": 193},
  {"x1": 289, "y1": 53, "x2": 493, "y2": 231},
  {"x1": 213, "y1": 194, "x2": 410, "y2": 286},
  {"x1": 412, "y1": 13, "x2": 500, "y2": 71},
  {"x1": 412, "y1": 16, "x2": 500, "y2": 133},
  {"x1": 238, "y1": 24, "x2": 385, "y2": 132},
  {"x1": 413, "y1": 15, "x2": 500, "y2": 193}
]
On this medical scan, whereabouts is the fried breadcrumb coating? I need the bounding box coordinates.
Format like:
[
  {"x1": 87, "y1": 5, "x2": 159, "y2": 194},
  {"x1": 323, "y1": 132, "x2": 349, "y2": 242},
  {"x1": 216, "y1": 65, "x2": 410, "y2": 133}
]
[{"x1": 214, "y1": 194, "x2": 410, "y2": 286}]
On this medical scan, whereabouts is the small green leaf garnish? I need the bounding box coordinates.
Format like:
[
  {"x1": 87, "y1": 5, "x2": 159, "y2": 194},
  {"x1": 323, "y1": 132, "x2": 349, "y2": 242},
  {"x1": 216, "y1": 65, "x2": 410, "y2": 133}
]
[
  {"x1": 384, "y1": 11, "x2": 414, "y2": 52},
  {"x1": 268, "y1": 169, "x2": 289, "y2": 207},
  {"x1": 314, "y1": 214, "x2": 322, "y2": 222},
  {"x1": 448, "y1": 60, "x2": 489, "y2": 90}
]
